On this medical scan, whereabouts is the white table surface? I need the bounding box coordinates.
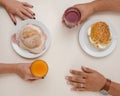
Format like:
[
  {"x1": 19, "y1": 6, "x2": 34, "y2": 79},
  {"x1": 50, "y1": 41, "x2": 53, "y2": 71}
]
[{"x1": 0, "y1": 0, "x2": 120, "y2": 96}]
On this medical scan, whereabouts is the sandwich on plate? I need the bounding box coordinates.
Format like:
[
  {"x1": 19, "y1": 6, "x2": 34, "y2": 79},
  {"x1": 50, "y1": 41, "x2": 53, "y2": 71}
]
[
  {"x1": 14, "y1": 24, "x2": 46, "y2": 54},
  {"x1": 88, "y1": 21, "x2": 112, "y2": 49}
]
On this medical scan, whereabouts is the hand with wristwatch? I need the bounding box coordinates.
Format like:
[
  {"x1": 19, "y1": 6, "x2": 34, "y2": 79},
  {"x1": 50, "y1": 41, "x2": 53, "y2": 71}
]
[
  {"x1": 66, "y1": 66, "x2": 112, "y2": 95},
  {"x1": 100, "y1": 79, "x2": 111, "y2": 95}
]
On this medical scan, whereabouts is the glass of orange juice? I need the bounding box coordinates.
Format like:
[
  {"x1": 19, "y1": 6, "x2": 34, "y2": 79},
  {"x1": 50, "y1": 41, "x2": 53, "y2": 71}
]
[{"x1": 30, "y1": 60, "x2": 48, "y2": 78}]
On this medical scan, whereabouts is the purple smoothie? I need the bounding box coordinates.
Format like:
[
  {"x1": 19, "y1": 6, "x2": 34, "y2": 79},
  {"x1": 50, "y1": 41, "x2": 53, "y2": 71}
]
[
  {"x1": 65, "y1": 11, "x2": 80, "y2": 23},
  {"x1": 63, "y1": 7, "x2": 81, "y2": 28}
]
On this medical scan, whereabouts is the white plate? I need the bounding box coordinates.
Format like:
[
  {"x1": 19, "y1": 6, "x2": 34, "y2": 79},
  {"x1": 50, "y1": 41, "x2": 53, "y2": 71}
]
[
  {"x1": 79, "y1": 19, "x2": 117, "y2": 57},
  {"x1": 11, "y1": 19, "x2": 51, "y2": 59}
]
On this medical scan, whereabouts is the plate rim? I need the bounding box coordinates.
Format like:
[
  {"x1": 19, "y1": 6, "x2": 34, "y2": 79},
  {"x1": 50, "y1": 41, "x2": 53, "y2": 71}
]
[
  {"x1": 11, "y1": 19, "x2": 51, "y2": 59},
  {"x1": 79, "y1": 18, "x2": 117, "y2": 58}
]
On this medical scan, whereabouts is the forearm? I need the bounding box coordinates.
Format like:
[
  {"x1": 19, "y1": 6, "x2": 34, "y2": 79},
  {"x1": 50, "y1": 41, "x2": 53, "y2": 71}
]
[
  {"x1": 108, "y1": 81, "x2": 120, "y2": 96},
  {"x1": 90, "y1": 0, "x2": 120, "y2": 12},
  {"x1": 0, "y1": 0, "x2": 8, "y2": 7},
  {"x1": 0, "y1": 0, "x2": 4, "y2": 6},
  {"x1": 0, "y1": 64, "x2": 18, "y2": 74}
]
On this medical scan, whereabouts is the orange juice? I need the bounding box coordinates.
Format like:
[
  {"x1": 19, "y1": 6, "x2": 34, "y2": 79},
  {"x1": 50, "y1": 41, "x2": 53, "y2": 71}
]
[{"x1": 30, "y1": 60, "x2": 48, "y2": 78}]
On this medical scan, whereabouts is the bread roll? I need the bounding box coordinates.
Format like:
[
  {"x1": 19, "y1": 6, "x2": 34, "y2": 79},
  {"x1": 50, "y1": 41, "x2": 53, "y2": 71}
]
[{"x1": 16, "y1": 24, "x2": 46, "y2": 54}]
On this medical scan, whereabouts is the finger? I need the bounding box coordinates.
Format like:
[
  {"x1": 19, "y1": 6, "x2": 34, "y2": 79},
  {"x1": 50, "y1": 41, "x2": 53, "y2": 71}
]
[
  {"x1": 79, "y1": 18, "x2": 84, "y2": 24},
  {"x1": 24, "y1": 7, "x2": 35, "y2": 16},
  {"x1": 65, "y1": 76, "x2": 86, "y2": 83},
  {"x1": 28, "y1": 79, "x2": 36, "y2": 81},
  {"x1": 67, "y1": 81, "x2": 86, "y2": 88},
  {"x1": 64, "y1": 23, "x2": 72, "y2": 28},
  {"x1": 62, "y1": 15, "x2": 65, "y2": 23},
  {"x1": 82, "y1": 66, "x2": 95, "y2": 73},
  {"x1": 22, "y1": 8, "x2": 34, "y2": 19},
  {"x1": 79, "y1": 12, "x2": 89, "y2": 24},
  {"x1": 22, "y1": 2, "x2": 33, "y2": 8},
  {"x1": 71, "y1": 87, "x2": 86, "y2": 91},
  {"x1": 16, "y1": 11, "x2": 27, "y2": 20},
  {"x1": 79, "y1": 16, "x2": 86, "y2": 24},
  {"x1": 28, "y1": 72, "x2": 41, "y2": 80},
  {"x1": 27, "y1": 76, "x2": 41, "y2": 80},
  {"x1": 27, "y1": 70, "x2": 41, "y2": 80},
  {"x1": 62, "y1": 19, "x2": 72, "y2": 28},
  {"x1": 9, "y1": 13, "x2": 17, "y2": 25},
  {"x1": 70, "y1": 70, "x2": 87, "y2": 78},
  {"x1": 62, "y1": 13, "x2": 73, "y2": 28},
  {"x1": 11, "y1": 33, "x2": 17, "y2": 43},
  {"x1": 30, "y1": 74, "x2": 42, "y2": 79}
]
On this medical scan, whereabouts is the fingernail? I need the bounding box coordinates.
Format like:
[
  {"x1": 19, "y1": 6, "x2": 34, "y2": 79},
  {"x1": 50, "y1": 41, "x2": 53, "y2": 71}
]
[
  {"x1": 82, "y1": 66, "x2": 85, "y2": 68},
  {"x1": 82, "y1": 66, "x2": 88, "y2": 70},
  {"x1": 14, "y1": 22, "x2": 16, "y2": 25},
  {"x1": 65, "y1": 76, "x2": 68, "y2": 80},
  {"x1": 67, "y1": 81, "x2": 70, "y2": 85},
  {"x1": 33, "y1": 13, "x2": 35, "y2": 15},
  {"x1": 71, "y1": 88, "x2": 75, "y2": 91}
]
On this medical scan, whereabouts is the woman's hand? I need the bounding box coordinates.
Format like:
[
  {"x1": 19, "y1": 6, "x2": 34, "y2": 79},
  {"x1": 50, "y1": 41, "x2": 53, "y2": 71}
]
[
  {"x1": 66, "y1": 66, "x2": 106, "y2": 92},
  {"x1": 16, "y1": 63, "x2": 40, "y2": 81},
  {"x1": 1, "y1": 0, "x2": 35, "y2": 25}
]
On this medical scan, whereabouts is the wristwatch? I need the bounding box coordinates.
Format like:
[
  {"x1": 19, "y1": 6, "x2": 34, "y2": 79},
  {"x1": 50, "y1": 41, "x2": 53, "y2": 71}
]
[
  {"x1": 100, "y1": 79, "x2": 111, "y2": 95},
  {"x1": 100, "y1": 89, "x2": 109, "y2": 95}
]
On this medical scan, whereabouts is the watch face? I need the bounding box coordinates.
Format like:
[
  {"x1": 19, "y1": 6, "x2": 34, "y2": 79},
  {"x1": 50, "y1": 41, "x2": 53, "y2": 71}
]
[{"x1": 100, "y1": 89, "x2": 109, "y2": 95}]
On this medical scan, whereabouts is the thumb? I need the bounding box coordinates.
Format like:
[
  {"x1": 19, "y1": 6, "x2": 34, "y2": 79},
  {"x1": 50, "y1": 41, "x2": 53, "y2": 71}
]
[
  {"x1": 81, "y1": 66, "x2": 95, "y2": 73},
  {"x1": 79, "y1": 14, "x2": 88, "y2": 24}
]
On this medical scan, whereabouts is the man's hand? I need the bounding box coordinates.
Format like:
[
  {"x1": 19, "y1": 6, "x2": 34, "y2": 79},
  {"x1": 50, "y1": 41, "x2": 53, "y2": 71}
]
[
  {"x1": 66, "y1": 66, "x2": 106, "y2": 92},
  {"x1": 73, "y1": 3, "x2": 95, "y2": 24}
]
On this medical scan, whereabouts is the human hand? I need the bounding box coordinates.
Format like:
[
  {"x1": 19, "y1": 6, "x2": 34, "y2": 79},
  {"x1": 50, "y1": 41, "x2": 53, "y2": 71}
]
[
  {"x1": 16, "y1": 63, "x2": 40, "y2": 81},
  {"x1": 73, "y1": 3, "x2": 95, "y2": 24},
  {"x1": 65, "y1": 66, "x2": 106, "y2": 92},
  {"x1": 1, "y1": 0, "x2": 35, "y2": 25}
]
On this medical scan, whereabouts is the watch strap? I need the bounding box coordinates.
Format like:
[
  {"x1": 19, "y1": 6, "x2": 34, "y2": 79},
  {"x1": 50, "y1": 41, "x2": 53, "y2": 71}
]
[{"x1": 102, "y1": 79, "x2": 111, "y2": 91}]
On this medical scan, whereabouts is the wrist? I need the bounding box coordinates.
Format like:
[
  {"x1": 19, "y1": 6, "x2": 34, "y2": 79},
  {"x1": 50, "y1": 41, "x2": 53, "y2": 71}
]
[
  {"x1": 87, "y1": 3, "x2": 96, "y2": 15},
  {"x1": 100, "y1": 79, "x2": 111, "y2": 95},
  {"x1": 101, "y1": 79, "x2": 111, "y2": 91},
  {"x1": 89, "y1": 0, "x2": 108, "y2": 13},
  {"x1": 11, "y1": 64, "x2": 18, "y2": 74},
  {"x1": 87, "y1": 1, "x2": 99, "y2": 15}
]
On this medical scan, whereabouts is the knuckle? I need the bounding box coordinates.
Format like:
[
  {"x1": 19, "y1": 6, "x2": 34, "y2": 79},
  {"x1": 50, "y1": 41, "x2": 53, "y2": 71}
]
[
  {"x1": 68, "y1": 76, "x2": 72, "y2": 80},
  {"x1": 85, "y1": 75, "x2": 88, "y2": 79},
  {"x1": 75, "y1": 77, "x2": 79, "y2": 81},
  {"x1": 82, "y1": 79, "x2": 86, "y2": 83},
  {"x1": 74, "y1": 83, "x2": 78, "y2": 87}
]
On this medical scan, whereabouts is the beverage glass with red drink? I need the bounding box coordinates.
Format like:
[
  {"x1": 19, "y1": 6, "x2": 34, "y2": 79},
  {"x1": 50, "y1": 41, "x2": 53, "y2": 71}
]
[{"x1": 63, "y1": 7, "x2": 81, "y2": 28}]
